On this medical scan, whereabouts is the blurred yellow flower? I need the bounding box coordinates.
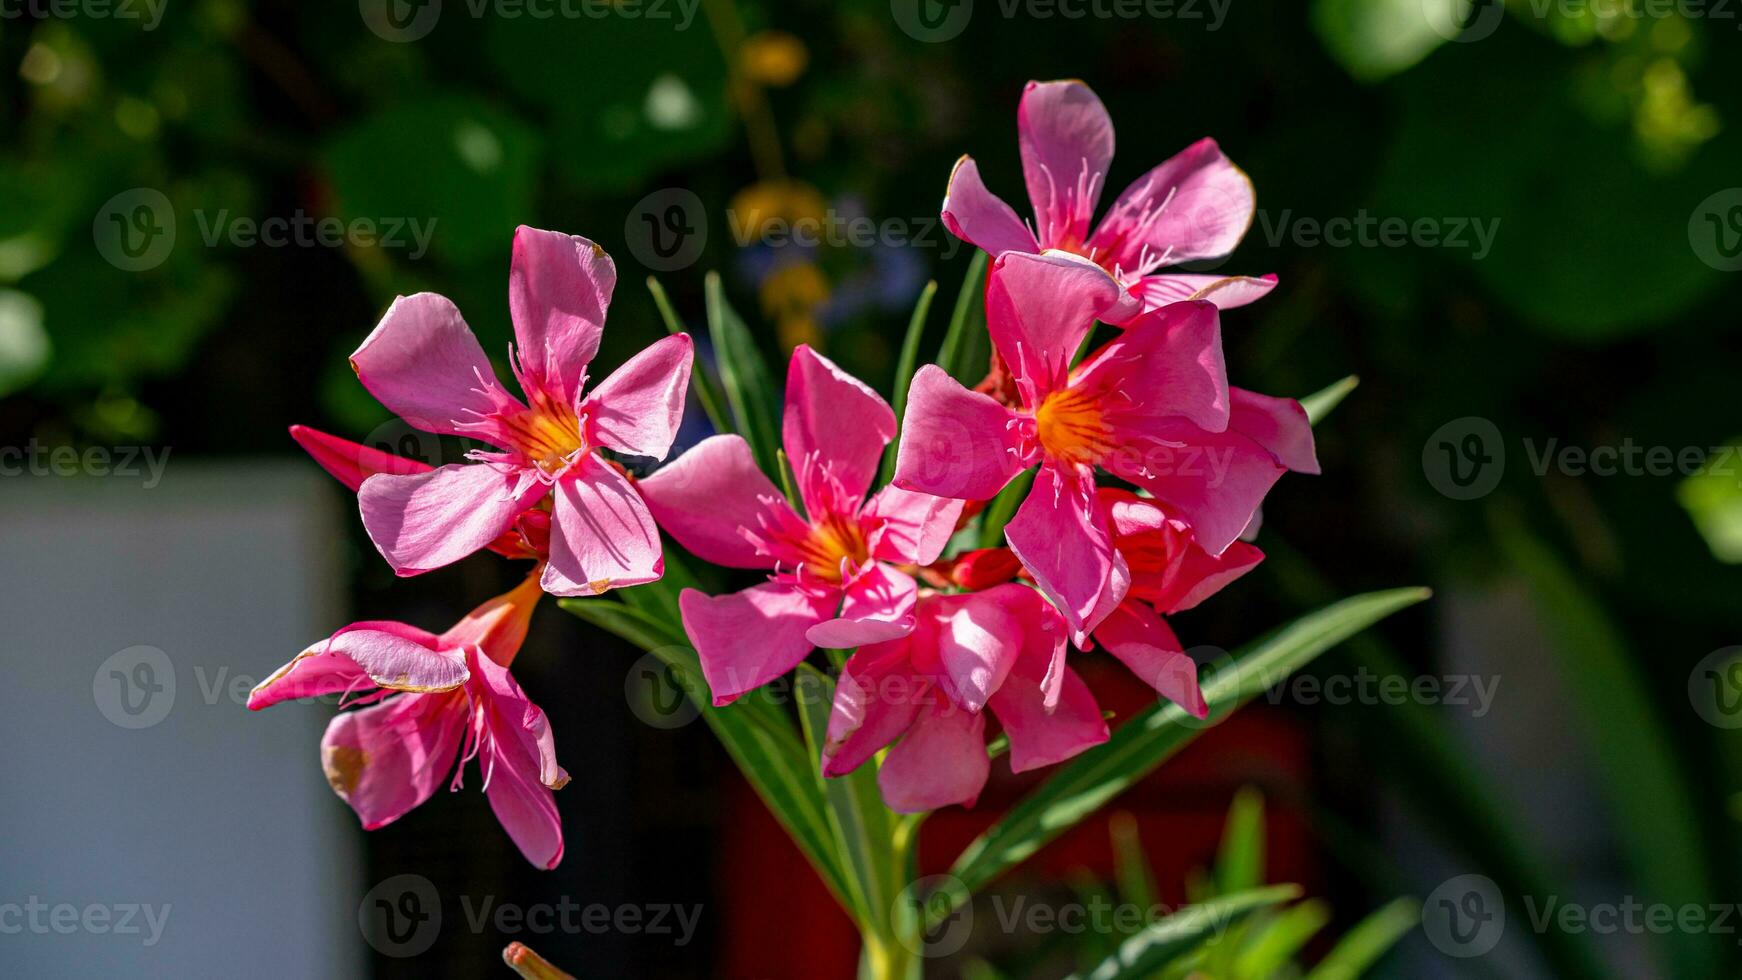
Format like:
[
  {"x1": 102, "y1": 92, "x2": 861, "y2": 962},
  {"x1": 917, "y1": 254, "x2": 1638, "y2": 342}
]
[
  {"x1": 740, "y1": 31, "x2": 809, "y2": 88},
  {"x1": 728, "y1": 179, "x2": 828, "y2": 246},
  {"x1": 760, "y1": 261, "x2": 829, "y2": 351}
]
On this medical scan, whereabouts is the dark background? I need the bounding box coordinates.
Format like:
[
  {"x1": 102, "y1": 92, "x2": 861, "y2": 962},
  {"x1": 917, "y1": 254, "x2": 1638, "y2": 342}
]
[{"x1": 3, "y1": 0, "x2": 1741, "y2": 976}]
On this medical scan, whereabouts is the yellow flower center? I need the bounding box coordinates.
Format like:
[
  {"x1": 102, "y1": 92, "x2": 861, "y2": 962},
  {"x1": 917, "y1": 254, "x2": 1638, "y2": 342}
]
[
  {"x1": 500, "y1": 395, "x2": 587, "y2": 475},
  {"x1": 1035, "y1": 387, "x2": 1114, "y2": 465},
  {"x1": 794, "y1": 513, "x2": 871, "y2": 583}
]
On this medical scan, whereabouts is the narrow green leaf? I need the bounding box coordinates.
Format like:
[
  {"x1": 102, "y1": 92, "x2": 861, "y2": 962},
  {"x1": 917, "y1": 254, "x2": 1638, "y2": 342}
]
[
  {"x1": 1300, "y1": 375, "x2": 1359, "y2": 426},
  {"x1": 705, "y1": 271, "x2": 781, "y2": 477},
  {"x1": 1215, "y1": 786, "x2": 1266, "y2": 895},
  {"x1": 936, "y1": 588, "x2": 1429, "y2": 923},
  {"x1": 794, "y1": 664, "x2": 898, "y2": 935},
  {"x1": 1109, "y1": 812, "x2": 1158, "y2": 914},
  {"x1": 1234, "y1": 899, "x2": 1332, "y2": 977},
  {"x1": 880, "y1": 279, "x2": 939, "y2": 485},
  {"x1": 1066, "y1": 885, "x2": 1302, "y2": 980},
  {"x1": 1302, "y1": 897, "x2": 1418, "y2": 980},
  {"x1": 646, "y1": 275, "x2": 732, "y2": 435},
  {"x1": 558, "y1": 598, "x2": 857, "y2": 911},
  {"x1": 936, "y1": 249, "x2": 988, "y2": 382},
  {"x1": 776, "y1": 447, "x2": 803, "y2": 518},
  {"x1": 978, "y1": 467, "x2": 1036, "y2": 550}
]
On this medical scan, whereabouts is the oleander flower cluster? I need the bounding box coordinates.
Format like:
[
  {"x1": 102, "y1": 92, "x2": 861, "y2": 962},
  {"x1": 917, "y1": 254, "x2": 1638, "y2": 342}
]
[{"x1": 253, "y1": 79, "x2": 1316, "y2": 867}]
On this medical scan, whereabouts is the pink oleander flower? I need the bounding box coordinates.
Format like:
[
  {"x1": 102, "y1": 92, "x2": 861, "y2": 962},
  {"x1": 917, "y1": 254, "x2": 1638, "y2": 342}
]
[
  {"x1": 349, "y1": 226, "x2": 692, "y2": 596},
  {"x1": 949, "y1": 488, "x2": 1265, "y2": 720},
  {"x1": 638, "y1": 345, "x2": 965, "y2": 705},
  {"x1": 943, "y1": 79, "x2": 1275, "y2": 313},
  {"x1": 821, "y1": 583, "x2": 1108, "y2": 812},
  {"x1": 895, "y1": 250, "x2": 1315, "y2": 636},
  {"x1": 248, "y1": 572, "x2": 569, "y2": 869}
]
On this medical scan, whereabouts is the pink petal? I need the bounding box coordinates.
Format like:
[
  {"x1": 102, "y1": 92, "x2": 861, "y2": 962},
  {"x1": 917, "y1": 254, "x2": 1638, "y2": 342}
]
[
  {"x1": 1078, "y1": 549, "x2": 1132, "y2": 645},
  {"x1": 1092, "y1": 602, "x2": 1207, "y2": 718},
  {"x1": 988, "y1": 662, "x2": 1109, "y2": 773},
  {"x1": 1103, "y1": 490, "x2": 1265, "y2": 614},
  {"x1": 542, "y1": 456, "x2": 664, "y2": 596},
  {"x1": 249, "y1": 622, "x2": 460, "y2": 710},
  {"x1": 1077, "y1": 299, "x2": 1229, "y2": 434},
  {"x1": 807, "y1": 564, "x2": 919, "y2": 649},
  {"x1": 470, "y1": 648, "x2": 568, "y2": 869},
  {"x1": 508, "y1": 226, "x2": 615, "y2": 404},
  {"x1": 984, "y1": 580, "x2": 1072, "y2": 707},
  {"x1": 679, "y1": 583, "x2": 834, "y2": 704},
  {"x1": 320, "y1": 689, "x2": 469, "y2": 830},
  {"x1": 638, "y1": 435, "x2": 783, "y2": 569},
  {"x1": 290, "y1": 424, "x2": 433, "y2": 492},
  {"x1": 1114, "y1": 389, "x2": 1315, "y2": 556},
  {"x1": 877, "y1": 699, "x2": 990, "y2": 813},
  {"x1": 987, "y1": 250, "x2": 1127, "y2": 397},
  {"x1": 941, "y1": 155, "x2": 1041, "y2": 258},
  {"x1": 580, "y1": 333, "x2": 693, "y2": 459},
  {"x1": 1134, "y1": 273, "x2": 1277, "y2": 311},
  {"x1": 1003, "y1": 464, "x2": 1113, "y2": 637},
  {"x1": 350, "y1": 293, "x2": 509, "y2": 438},
  {"x1": 822, "y1": 642, "x2": 927, "y2": 777},
  {"x1": 927, "y1": 591, "x2": 1024, "y2": 714},
  {"x1": 1088, "y1": 138, "x2": 1255, "y2": 273},
  {"x1": 893, "y1": 365, "x2": 1025, "y2": 501},
  {"x1": 359, "y1": 463, "x2": 542, "y2": 576},
  {"x1": 1228, "y1": 387, "x2": 1319, "y2": 475},
  {"x1": 861, "y1": 486, "x2": 966, "y2": 565},
  {"x1": 1018, "y1": 80, "x2": 1115, "y2": 249},
  {"x1": 783, "y1": 345, "x2": 896, "y2": 515}
]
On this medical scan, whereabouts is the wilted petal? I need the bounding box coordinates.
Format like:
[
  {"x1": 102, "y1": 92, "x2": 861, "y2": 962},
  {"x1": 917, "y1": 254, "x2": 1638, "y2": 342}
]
[
  {"x1": 581, "y1": 333, "x2": 693, "y2": 459},
  {"x1": 471, "y1": 648, "x2": 568, "y2": 869},
  {"x1": 320, "y1": 690, "x2": 468, "y2": 830}
]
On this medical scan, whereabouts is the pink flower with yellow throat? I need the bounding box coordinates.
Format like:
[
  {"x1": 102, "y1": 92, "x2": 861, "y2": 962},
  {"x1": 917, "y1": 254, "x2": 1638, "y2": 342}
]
[
  {"x1": 637, "y1": 345, "x2": 965, "y2": 705},
  {"x1": 248, "y1": 572, "x2": 569, "y2": 869},
  {"x1": 895, "y1": 250, "x2": 1315, "y2": 638},
  {"x1": 349, "y1": 226, "x2": 692, "y2": 596},
  {"x1": 943, "y1": 79, "x2": 1276, "y2": 313}
]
